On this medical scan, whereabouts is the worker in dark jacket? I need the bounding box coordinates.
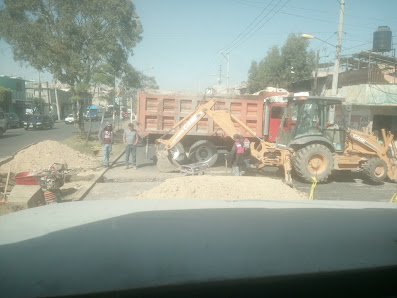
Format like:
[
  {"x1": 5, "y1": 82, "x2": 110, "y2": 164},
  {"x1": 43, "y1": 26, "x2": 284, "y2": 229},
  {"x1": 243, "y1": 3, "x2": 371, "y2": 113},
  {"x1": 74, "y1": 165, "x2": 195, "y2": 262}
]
[
  {"x1": 227, "y1": 134, "x2": 245, "y2": 176},
  {"x1": 98, "y1": 122, "x2": 115, "y2": 167}
]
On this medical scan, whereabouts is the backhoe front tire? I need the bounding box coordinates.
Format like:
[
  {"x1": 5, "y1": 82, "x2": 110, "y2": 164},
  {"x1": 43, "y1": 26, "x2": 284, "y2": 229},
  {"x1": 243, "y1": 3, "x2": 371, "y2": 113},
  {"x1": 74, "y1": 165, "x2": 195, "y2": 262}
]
[
  {"x1": 293, "y1": 144, "x2": 334, "y2": 183},
  {"x1": 362, "y1": 157, "x2": 388, "y2": 184}
]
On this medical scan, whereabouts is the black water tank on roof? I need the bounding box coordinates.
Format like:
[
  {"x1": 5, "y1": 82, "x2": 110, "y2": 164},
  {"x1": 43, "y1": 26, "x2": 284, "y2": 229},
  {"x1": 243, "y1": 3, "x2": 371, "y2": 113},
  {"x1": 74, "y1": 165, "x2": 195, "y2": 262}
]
[{"x1": 373, "y1": 26, "x2": 392, "y2": 52}]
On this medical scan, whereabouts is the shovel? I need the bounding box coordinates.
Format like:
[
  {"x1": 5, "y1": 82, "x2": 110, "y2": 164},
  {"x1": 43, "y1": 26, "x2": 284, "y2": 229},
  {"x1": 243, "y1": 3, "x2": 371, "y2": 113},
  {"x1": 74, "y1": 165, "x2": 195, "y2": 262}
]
[
  {"x1": 1, "y1": 164, "x2": 11, "y2": 202},
  {"x1": 224, "y1": 154, "x2": 228, "y2": 174}
]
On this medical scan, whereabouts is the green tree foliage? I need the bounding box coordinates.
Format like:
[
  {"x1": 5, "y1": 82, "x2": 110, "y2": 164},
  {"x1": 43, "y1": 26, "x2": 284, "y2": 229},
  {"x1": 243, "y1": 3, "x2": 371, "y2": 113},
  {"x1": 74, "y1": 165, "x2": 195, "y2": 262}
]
[
  {"x1": 0, "y1": 0, "x2": 142, "y2": 134},
  {"x1": 32, "y1": 97, "x2": 46, "y2": 114},
  {"x1": 118, "y1": 64, "x2": 159, "y2": 113},
  {"x1": 247, "y1": 33, "x2": 315, "y2": 93},
  {"x1": 0, "y1": 87, "x2": 12, "y2": 112}
]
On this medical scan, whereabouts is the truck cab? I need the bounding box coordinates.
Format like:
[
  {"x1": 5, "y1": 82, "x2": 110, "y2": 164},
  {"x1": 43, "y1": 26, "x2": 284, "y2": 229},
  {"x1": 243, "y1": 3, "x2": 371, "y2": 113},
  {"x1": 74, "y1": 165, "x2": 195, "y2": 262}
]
[{"x1": 263, "y1": 96, "x2": 288, "y2": 142}]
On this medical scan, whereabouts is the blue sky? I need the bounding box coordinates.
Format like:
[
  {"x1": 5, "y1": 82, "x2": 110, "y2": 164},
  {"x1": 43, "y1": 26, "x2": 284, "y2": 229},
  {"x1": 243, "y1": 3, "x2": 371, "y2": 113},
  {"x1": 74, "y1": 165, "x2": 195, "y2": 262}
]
[{"x1": 0, "y1": 0, "x2": 396, "y2": 91}]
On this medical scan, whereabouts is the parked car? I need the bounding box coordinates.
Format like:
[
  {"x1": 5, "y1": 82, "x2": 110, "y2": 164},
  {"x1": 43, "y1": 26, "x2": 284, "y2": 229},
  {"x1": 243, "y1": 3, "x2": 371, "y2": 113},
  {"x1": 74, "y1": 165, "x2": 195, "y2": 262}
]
[
  {"x1": 64, "y1": 114, "x2": 76, "y2": 124},
  {"x1": 0, "y1": 108, "x2": 8, "y2": 137},
  {"x1": 19, "y1": 114, "x2": 30, "y2": 127},
  {"x1": 24, "y1": 115, "x2": 54, "y2": 130},
  {"x1": 5, "y1": 112, "x2": 20, "y2": 128}
]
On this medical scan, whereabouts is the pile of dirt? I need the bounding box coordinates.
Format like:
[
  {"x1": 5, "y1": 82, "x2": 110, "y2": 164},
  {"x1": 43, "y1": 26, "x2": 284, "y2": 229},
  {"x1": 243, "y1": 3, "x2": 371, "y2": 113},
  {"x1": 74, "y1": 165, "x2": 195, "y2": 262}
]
[
  {"x1": 137, "y1": 176, "x2": 307, "y2": 200},
  {"x1": 0, "y1": 140, "x2": 100, "y2": 174}
]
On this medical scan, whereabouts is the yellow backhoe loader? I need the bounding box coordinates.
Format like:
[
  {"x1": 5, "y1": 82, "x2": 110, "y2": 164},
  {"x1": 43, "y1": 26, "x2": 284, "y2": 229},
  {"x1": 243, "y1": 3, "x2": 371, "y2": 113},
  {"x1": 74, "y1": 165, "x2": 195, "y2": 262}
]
[
  {"x1": 276, "y1": 96, "x2": 397, "y2": 184},
  {"x1": 156, "y1": 96, "x2": 397, "y2": 185}
]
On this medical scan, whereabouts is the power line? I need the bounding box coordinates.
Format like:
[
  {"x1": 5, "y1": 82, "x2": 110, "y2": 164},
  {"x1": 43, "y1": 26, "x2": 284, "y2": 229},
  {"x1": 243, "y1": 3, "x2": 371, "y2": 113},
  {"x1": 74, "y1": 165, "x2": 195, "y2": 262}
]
[
  {"x1": 231, "y1": 0, "x2": 390, "y2": 23},
  {"x1": 222, "y1": 0, "x2": 277, "y2": 51},
  {"x1": 230, "y1": 0, "x2": 289, "y2": 51},
  {"x1": 280, "y1": 11, "x2": 375, "y2": 30},
  {"x1": 341, "y1": 41, "x2": 372, "y2": 52},
  {"x1": 369, "y1": 84, "x2": 397, "y2": 104},
  {"x1": 342, "y1": 35, "x2": 397, "y2": 53},
  {"x1": 314, "y1": 32, "x2": 337, "y2": 52}
]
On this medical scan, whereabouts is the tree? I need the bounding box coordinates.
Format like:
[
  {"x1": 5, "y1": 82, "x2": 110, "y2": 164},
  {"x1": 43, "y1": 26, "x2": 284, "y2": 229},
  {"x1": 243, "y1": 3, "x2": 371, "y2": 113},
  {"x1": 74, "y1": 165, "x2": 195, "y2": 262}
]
[
  {"x1": 247, "y1": 33, "x2": 315, "y2": 93},
  {"x1": 0, "y1": 0, "x2": 142, "y2": 135},
  {"x1": 247, "y1": 61, "x2": 260, "y2": 94},
  {"x1": 279, "y1": 34, "x2": 315, "y2": 88},
  {"x1": 32, "y1": 97, "x2": 46, "y2": 114},
  {"x1": 0, "y1": 87, "x2": 12, "y2": 112},
  {"x1": 118, "y1": 64, "x2": 159, "y2": 113}
]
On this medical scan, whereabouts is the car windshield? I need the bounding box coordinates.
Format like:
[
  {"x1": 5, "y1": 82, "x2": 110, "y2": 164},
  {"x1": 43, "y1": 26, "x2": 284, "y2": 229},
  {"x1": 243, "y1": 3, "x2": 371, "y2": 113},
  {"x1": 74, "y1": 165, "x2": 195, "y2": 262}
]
[{"x1": 0, "y1": 2, "x2": 397, "y2": 296}]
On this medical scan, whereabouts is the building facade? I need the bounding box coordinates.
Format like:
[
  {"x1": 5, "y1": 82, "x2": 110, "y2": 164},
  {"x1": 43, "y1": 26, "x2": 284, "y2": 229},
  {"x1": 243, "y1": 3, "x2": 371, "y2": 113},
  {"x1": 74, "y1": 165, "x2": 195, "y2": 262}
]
[{"x1": 0, "y1": 75, "x2": 27, "y2": 115}]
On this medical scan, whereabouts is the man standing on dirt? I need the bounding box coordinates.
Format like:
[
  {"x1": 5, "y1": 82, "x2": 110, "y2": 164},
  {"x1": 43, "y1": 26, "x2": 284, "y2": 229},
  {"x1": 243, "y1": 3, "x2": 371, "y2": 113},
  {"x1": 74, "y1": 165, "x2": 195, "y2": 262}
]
[
  {"x1": 98, "y1": 122, "x2": 114, "y2": 167},
  {"x1": 227, "y1": 134, "x2": 245, "y2": 176},
  {"x1": 123, "y1": 123, "x2": 139, "y2": 169}
]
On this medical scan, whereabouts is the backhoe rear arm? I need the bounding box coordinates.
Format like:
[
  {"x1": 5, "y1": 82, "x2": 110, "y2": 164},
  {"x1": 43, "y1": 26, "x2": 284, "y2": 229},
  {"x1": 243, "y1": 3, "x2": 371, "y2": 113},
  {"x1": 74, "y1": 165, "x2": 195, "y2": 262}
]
[{"x1": 157, "y1": 99, "x2": 217, "y2": 150}]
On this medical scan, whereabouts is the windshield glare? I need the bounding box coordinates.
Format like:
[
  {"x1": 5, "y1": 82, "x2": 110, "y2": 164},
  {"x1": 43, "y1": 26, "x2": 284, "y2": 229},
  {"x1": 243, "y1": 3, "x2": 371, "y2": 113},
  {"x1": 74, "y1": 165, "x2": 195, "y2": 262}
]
[{"x1": 0, "y1": 3, "x2": 396, "y2": 293}]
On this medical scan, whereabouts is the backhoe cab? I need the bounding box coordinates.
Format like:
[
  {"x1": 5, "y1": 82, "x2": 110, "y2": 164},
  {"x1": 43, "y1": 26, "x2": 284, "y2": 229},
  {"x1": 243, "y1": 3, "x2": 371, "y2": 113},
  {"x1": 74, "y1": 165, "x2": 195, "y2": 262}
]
[{"x1": 276, "y1": 96, "x2": 346, "y2": 151}]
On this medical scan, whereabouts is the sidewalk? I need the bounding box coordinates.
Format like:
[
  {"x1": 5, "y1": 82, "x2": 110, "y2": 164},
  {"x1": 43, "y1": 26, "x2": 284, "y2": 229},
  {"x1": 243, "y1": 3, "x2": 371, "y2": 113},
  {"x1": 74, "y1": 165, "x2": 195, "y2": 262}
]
[{"x1": 83, "y1": 147, "x2": 179, "y2": 201}]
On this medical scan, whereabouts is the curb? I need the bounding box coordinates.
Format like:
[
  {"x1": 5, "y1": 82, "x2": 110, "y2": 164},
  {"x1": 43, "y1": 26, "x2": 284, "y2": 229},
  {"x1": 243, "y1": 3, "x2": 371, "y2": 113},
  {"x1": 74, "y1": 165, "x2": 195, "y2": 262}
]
[{"x1": 77, "y1": 148, "x2": 126, "y2": 201}]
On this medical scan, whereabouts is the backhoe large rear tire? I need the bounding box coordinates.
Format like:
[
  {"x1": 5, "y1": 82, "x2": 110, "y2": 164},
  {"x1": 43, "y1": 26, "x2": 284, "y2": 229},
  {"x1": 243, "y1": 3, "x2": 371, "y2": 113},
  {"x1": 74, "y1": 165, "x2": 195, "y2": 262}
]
[
  {"x1": 293, "y1": 144, "x2": 334, "y2": 183},
  {"x1": 362, "y1": 157, "x2": 388, "y2": 184},
  {"x1": 188, "y1": 140, "x2": 218, "y2": 166}
]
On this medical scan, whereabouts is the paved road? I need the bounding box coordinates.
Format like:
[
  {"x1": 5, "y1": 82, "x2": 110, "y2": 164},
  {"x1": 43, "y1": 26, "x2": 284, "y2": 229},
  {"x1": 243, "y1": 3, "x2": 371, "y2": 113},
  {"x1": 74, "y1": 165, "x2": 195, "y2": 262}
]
[
  {"x1": 258, "y1": 167, "x2": 397, "y2": 202},
  {"x1": 0, "y1": 121, "x2": 103, "y2": 159}
]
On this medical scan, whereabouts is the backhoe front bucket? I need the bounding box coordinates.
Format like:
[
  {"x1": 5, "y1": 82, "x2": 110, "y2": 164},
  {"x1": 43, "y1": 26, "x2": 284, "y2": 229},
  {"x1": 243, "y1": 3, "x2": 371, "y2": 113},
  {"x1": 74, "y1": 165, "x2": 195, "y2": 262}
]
[{"x1": 156, "y1": 150, "x2": 180, "y2": 173}]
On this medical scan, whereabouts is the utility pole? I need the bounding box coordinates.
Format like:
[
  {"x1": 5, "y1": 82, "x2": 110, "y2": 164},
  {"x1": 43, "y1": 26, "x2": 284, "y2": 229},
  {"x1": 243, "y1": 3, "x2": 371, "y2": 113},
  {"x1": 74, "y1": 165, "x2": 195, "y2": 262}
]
[
  {"x1": 218, "y1": 65, "x2": 222, "y2": 85},
  {"x1": 38, "y1": 71, "x2": 42, "y2": 101},
  {"x1": 314, "y1": 50, "x2": 320, "y2": 96},
  {"x1": 219, "y1": 51, "x2": 230, "y2": 89},
  {"x1": 331, "y1": 0, "x2": 345, "y2": 96},
  {"x1": 54, "y1": 79, "x2": 61, "y2": 120},
  {"x1": 329, "y1": 0, "x2": 345, "y2": 123},
  {"x1": 37, "y1": 71, "x2": 42, "y2": 114},
  {"x1": 46, "y1": 81, "x2": 51, "y2": 117},
  {"x1": 113, "y1": 71, "x2": 116, "y2": 125}
]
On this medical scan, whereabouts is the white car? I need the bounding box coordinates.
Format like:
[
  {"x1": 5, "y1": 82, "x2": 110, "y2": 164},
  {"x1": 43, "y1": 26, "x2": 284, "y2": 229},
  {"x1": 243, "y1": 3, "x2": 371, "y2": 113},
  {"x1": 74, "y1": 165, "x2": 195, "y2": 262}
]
[{"x1": 64, "y1": 114, "x2": 75, "y2": 124}]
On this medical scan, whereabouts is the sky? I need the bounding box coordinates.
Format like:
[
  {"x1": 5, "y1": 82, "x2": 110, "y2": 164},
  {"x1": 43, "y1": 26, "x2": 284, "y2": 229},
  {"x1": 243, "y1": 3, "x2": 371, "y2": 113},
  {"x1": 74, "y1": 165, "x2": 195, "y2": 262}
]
[{"x1": 0, "y1": 0, "x2": 396, "y2": 92}]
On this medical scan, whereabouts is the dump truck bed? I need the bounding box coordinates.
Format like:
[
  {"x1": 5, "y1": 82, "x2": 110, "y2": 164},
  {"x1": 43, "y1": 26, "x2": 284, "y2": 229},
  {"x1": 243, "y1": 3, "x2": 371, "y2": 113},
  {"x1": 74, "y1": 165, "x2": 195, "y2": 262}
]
[{"x1": 136, "y1": 91, "x2": 282, "y2": 138}]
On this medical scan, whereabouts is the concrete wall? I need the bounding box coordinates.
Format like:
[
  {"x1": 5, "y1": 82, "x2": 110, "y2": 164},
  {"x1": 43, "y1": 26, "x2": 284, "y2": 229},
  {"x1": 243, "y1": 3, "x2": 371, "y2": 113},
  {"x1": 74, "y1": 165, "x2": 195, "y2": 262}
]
[
  {"x1": 344, "y1": 105, "x2": 397, "y2": 137},
  {"x1": 324, "y1": 84, "x2": 397, "y2": 105}
]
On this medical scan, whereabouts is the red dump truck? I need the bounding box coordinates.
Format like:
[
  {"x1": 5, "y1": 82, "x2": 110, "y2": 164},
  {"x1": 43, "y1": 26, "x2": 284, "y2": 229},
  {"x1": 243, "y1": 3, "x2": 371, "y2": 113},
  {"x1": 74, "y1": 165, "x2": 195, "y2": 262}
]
[{"x1": 136, "y1": 90, "x2": 289, "y2": 165}]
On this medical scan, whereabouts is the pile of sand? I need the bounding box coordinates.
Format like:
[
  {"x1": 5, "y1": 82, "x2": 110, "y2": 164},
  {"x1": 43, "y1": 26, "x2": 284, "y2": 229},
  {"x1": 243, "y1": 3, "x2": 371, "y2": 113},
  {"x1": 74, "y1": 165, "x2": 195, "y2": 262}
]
[
  {"x1": 0, "y1": 140, "x2": 100, "y2": 174},
  {"x1": 137, "y1": 176, "x2": 307, "y2": 200}
]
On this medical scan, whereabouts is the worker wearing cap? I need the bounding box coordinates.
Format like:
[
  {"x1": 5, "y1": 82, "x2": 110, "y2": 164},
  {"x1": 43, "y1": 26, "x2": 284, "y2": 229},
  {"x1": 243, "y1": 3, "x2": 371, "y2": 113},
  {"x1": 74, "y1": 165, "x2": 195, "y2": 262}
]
[
  {"x1": 226, "y1": 134, "x2": 245, "y2": 176},
  {"x1": 98, "y1": 122, "x2": 115, "y2": 167}
]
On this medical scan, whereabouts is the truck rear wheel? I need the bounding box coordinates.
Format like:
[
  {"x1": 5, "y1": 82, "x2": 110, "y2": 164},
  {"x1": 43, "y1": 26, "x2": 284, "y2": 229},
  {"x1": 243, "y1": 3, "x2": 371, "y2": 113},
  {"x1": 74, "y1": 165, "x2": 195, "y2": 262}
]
[
  {"x1": 188, "y1": 140, "x2": 218, "y2": 166},
  {"x1": 362, "y1": 157, "x2": 388, "y2": 184},
  {"x1": 293, "y1": 144, "x2": 334, "y2": 183}
]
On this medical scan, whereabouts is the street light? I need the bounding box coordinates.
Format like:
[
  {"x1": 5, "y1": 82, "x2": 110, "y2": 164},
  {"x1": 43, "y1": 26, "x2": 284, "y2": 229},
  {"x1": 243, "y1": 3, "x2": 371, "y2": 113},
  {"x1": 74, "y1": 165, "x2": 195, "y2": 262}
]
[{"x1": 141, "y1": 66, "x2": 155, "y2": 74}]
